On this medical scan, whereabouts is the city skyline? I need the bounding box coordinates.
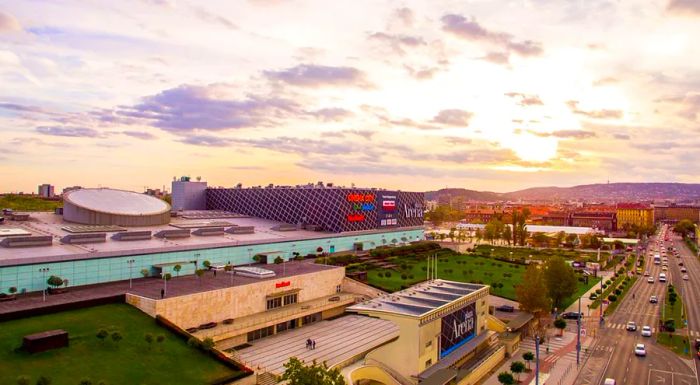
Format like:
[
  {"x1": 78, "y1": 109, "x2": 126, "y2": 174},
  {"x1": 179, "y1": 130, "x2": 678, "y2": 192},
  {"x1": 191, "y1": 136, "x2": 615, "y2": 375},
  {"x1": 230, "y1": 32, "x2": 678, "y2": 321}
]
[{"x1": 1, "y1": 1, "x2": 700, "y2": 193}]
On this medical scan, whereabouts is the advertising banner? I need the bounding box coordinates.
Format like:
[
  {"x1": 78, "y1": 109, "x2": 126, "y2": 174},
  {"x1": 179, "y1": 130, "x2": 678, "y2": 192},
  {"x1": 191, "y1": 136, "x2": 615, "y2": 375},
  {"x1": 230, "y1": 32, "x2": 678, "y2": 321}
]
[
  {"x1": 440, "y1": 301, "x2": 477, "y2": 358},
  {"x1": 378, "y1": 191, "x2": 398, "y2": 227}
]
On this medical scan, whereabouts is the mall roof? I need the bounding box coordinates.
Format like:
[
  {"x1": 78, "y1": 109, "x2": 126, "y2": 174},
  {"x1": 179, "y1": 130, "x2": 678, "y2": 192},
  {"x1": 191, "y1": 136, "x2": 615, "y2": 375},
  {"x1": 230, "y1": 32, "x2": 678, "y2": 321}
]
[
  {"x1": 0, "y1": 211, "x2": 423, "y2": 267},
  {"x1": 347, "y1": 279, "x2": 487, "y2": 317}
]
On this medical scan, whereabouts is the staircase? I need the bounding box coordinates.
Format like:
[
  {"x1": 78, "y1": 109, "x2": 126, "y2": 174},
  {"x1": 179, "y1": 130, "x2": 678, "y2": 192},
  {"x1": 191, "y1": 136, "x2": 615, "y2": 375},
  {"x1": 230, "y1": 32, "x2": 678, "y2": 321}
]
[{"x1": 257, "y1": 372, "x2": 278, "y2": 385}]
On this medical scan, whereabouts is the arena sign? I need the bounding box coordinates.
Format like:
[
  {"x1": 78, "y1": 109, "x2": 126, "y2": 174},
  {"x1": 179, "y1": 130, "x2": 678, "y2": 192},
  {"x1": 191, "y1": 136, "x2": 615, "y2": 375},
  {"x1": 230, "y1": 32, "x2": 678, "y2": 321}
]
[
  {"x1": 378, "y1": 191, "x2": 398, "y2": 227},
  {"x1": 440, "y1": 302, "x2": 476, "y2": 358}
]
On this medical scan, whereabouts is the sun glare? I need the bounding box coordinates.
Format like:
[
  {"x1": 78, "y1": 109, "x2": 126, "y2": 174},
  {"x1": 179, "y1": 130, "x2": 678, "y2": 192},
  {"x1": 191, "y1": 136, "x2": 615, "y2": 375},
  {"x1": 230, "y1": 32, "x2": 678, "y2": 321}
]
[{"x1": 503, "y1": 134, "x2": 559, "y2": 163}]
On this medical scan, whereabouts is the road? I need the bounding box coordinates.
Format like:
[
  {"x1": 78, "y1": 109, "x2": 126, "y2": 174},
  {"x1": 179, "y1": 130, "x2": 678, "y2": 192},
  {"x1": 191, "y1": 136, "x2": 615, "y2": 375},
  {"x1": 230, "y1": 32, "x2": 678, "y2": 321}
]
[
  {"x1": 671, "y1": 232, "x2": 700, "y2": 381},
  {"x1": 575, "y1": 228, "x2": 698, "y2": 385}
]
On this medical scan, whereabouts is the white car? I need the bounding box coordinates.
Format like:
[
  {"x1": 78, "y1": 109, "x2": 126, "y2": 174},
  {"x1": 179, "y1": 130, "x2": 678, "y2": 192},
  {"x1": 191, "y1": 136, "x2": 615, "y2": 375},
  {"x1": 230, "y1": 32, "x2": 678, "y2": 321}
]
[
  {"x1": 648, "y1": 277, "x2": 655, "y2": 283},
  {"x1": 683, "y1": 275, "x2": 689, "y2": 281},
  {"x1": 681, "y1": 267, "x2": 687, "y2": 273},
  {"x1": 644, "y1": 271, "x2": 650, "y2": 276},
  {"x1": 662, "y1": 266, "x2": 668, "y2": 271},
  {"x1": 604, "y1": 379, "x2": 616, "y2": 385},
  {"x1": 627, "y1": 321, "x2": 637, "y2": 331},
  {"x1": 641, "y1": 326, "x2": 652, "y2": 337},
  {"x1": 635, "y1": 343, "x2": 646, "y2": 356}
]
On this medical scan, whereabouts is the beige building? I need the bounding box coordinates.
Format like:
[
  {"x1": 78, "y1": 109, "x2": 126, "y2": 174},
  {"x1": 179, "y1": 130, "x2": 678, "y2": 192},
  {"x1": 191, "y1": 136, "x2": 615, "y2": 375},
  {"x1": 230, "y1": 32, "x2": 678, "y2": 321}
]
[{"x1": 346, "y1": 280, "x2": 505, "y2": 385}]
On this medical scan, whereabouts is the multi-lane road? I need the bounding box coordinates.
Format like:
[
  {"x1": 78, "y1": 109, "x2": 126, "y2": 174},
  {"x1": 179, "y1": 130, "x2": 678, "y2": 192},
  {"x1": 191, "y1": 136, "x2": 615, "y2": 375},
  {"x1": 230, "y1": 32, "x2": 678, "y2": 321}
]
[
  {"x1": 576, "y1": 227, "x2": 699, "y2": 385},
  {"x1": 672, "y1": 232, "x2": 700, "y2": 379}
]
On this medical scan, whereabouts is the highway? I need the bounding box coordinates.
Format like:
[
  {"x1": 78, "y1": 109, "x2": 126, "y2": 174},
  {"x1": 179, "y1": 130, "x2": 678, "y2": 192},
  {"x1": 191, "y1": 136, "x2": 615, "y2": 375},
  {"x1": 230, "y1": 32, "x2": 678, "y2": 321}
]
[
  {"x1": 671, "y1": 231, "x2": 700, "y2": 382},
  {"x1": 575, "y1": 227, "x2": 698, "y2": 385}
]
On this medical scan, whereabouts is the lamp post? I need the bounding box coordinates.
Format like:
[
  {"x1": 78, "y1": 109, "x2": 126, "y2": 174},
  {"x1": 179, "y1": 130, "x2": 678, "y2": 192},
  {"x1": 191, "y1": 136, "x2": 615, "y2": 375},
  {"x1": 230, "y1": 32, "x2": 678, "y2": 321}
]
[
  {"x1": 535, "y1": 335, "x2": 540, "y2": 385},
  {"x1": 576, "y1": 296, "x2": 582, "y2": 366},
  {"x1": 39, "y1": 267, "x2": 50, "y2": 302},
  {"x1": 127, "y1": 259, "x2": 135, "y2": 289},
  {"x1": 162, "y1": 271, "x2": 168, "y2": 297}
]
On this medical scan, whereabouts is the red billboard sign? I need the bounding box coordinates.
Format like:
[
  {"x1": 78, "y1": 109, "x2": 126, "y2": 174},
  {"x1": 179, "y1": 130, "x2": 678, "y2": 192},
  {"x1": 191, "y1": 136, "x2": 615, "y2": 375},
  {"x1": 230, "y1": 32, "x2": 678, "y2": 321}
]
[{"x1": 275, "y1": 281, "x2": 291, "y2": 288}]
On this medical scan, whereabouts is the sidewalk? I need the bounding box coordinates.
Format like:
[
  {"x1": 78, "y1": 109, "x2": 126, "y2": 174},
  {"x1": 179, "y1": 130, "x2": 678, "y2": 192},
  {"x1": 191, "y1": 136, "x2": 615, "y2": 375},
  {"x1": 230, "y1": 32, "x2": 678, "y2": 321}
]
[
  {"x1": 481, "y1": 329, "x2": 594, "y2": 385},
  {"x1": 565, "y1": 270, "x2": 614, "y2": 313}
]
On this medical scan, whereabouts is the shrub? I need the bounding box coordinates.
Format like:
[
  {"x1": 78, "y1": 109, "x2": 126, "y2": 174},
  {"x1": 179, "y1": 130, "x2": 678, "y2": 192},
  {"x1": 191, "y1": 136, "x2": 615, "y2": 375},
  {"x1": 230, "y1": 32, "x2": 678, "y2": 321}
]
[
  {"x1": 614, "y1": 289, "x2": 622, "y2": 295},
  {"x1": 384, "y1": 271, "x2": 392, "y2": 278},
  {"x1": 47, "y1": 275, "x2": 63, "y2": 287},
  {"x1": 140, "y1": 269, "x2": 149, "y2": 278},
  {"x1": 608, "y1": 294, "x2": 617, "y2": 302},
  {"x1": 36, "y1": 377, "x2": 51, "y2": 385},
  {"x1": 201, "y1": 337, "x2": 215, "y2": 351},
  {"x1": 409, "y1": 274, "x2": 415, "y2": 279},
  {"x1": 401, "y1": 274, "x2": 408, "y2": 280},
  {"x1": 203, "y1": 260, "x2": 211, "y2": 268},
  {"x1": 187, "y1": 337, "x2": 200, "y2": 348},
  {"x1": 274, "y1": 256, "x2": 284, "y2": 264},
  {"x1": 16, "y1": 375, "x2": 30, "y2": 385}
]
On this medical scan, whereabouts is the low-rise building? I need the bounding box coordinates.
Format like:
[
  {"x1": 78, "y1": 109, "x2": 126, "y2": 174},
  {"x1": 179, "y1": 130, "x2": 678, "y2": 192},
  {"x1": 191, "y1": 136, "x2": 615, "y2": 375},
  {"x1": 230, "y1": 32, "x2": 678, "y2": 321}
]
[
  {"x1": 653, "y1": 204, "x2": 700, "y2": 224},
  {"x1": 616, "y1": 203, "x2": 654, "y2": 228}
]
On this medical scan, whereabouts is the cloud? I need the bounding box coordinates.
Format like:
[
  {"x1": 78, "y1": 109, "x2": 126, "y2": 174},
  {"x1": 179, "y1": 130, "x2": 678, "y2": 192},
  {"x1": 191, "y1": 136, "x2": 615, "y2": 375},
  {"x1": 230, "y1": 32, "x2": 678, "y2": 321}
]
[
  {"x1": 505, "y1": 92, "x2": 544, "y2": 106},
  {"x1": 613, "y1": 133, "x2": 630, "y2": 140},
  {"x1": 179, "y1": 135, "x2": 233, "y2": 147},
  {"x1": 660, "y1": 93, "x2": 700, "y2": 120},
  {"x1": 431, "y1": 109, "x2": 473, "y2": 127},
  {"x1": 308, "y1": 107, "x2": 354, "y2": 122},
  {"x1": 35, "y1": 126, "x2": 104, "y2": 138},
  {"x1": 441, "y1": 14, "x2": 543, "y2": 57},
  {"x1": 122, "y1": 130, "x2": 156, "y2": 140},
  {"x1": 633, "y1": 141, "x2": 679, "y2": 151},
  {"x1": 566, "y1": 101, "x2": 623, "y2": 119},
  {"x1": 393, "y1": 7, "x2": 415, "y2": 27},
  {"x1": 593, "y1": 77, "x2": 619, "y2": 86},
  {"x1": 482, "y1": 52, "x2": 510, "y2": 65},
  {"x1": 368, "y1": 32, "x2": 426, "y2": 55},
  {"x1": 436, "y1": 148, "x2": 520, "y2": 163},
  {"x1": 527, "y1": 129, "x2": 597, "y2": 139},
  {"x1": 189, "y1": 5, "x2": 238, "y2": 29},
  {"x1": 114, "y1": 84, "x2": 300, "y2": 132},
  {"x1": 667, "y1": 0, "x2": 700, "y2": 15},
  {"x1": 0, "y1": 11, "x2": 20, "y2": 32},
  {"x1": 404, "y1": 65, "x2": 440, "y2": 80},
  {"x1": 264, "y1": 64, "x2": 370, "y2": 88}
]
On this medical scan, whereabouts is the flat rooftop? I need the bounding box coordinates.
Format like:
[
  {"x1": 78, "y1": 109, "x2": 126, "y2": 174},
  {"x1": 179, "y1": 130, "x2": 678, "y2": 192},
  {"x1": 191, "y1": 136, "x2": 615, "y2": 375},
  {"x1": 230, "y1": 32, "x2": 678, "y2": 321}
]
[
  {"x1": 233, "y1": 314, "x2": 399, "y2": 375},
  {"x1": 0, "y1": 211, "x2": 422, "y2": 266},
  {"x1": 347, "y1": 279, "x2": 487, "y2": 317}
]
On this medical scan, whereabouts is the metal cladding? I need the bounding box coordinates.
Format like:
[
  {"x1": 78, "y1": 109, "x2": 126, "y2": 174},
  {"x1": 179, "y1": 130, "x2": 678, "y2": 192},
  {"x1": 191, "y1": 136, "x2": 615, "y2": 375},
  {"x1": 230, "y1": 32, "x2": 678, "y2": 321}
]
[
  {"x1": 63, "y1": 188, "x2": 171, "y2": 227},
  {"x1": 206, "y1": 187, "x2": 424, "y2": 233}
]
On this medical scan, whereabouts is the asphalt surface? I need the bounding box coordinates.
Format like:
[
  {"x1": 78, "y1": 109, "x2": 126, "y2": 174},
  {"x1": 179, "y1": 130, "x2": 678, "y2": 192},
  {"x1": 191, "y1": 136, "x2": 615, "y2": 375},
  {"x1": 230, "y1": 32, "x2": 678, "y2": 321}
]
[
  {"x1": 575, "y1": 228, "x2": 698, "y2": 385},
  {"x1": 671, "y1": 232, "x2": 700, "y2": 382}
]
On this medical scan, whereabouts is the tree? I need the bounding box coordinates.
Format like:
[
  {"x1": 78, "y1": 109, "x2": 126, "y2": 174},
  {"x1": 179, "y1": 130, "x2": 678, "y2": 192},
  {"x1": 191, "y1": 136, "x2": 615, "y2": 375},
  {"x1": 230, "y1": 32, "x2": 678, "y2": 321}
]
[
  {"x1": 156, "y1": 334, "x2": 165, "y2": 351},
  {"x1": 202, "y1": 260, "x2": 211, "y2": 269},
  {"x1": 448, "y1": 228, "x2": 456, "y2": 243},
  {"x1": 544, "y1": 257, "x2": 577, "y2": 309},
  {"x1": 173, "y1": 264, "x2": 181, "y2": 277},
  {"x1": 281, "y1": 357, "x2": 346, "y2": 385},
  {"x1": 36, "y1": 376, "x2": 52, "y2": 385},
  {"x1": 145, "y1": 333, "x2": 154, "y2": 350},
  {"x1": 111, "y1": 331, "x2": 122, "y2": 346},
  {"x1": 78, "y1": 379, "x2": 93, "y2": 385},
  {"x1": 17, "y1": 376, "x2": 30, "y2": 385},
  {"x1": 497, "y1": 372, "x2": 515, "y2": 385},
  {"x1": 140, "y1": 269, "x2": 149, "y2": 278},
  {"x1": 522, "y1": 351, "x2": 534, "y2": 370},
  {"x1": 274, "y1": 256, "x2": 284, "y2": 264},
  {"x1": 475, "y1": 229, "x2": 483, "y2": 244},
  {"x1": 510, "y1": 361, "x2": 526, "y2": 382},
  {"x1": 674, "y1": 219, "x2": 695, "y2": 238},
  {"x1": 195, "y1": 269, "x2": 205, "y2": 285},
  {"x1": 47, "y1": 275, "x2": 63, "y2": 288},
  {"x1": 96, "y1": 329, "x2": 108, "y2": 344},
  {"x1": 554, "y1": 318, "x2": 567, "y2": 336},
  {"x1": 531, "y1": 233, "x2": 550, "y2": 248},
  {"x1": 201, "y1": 337, "x2": 215, "y2": 351},
  {"x1": 503, "y1": 226, "x2": 512, "y2": 246},
  {"x1": 516, "y1": 264, "x2": 552, "y2": 317},
  {"x1": 555, "y1": 231, "x2": 566, "y2": 247}
]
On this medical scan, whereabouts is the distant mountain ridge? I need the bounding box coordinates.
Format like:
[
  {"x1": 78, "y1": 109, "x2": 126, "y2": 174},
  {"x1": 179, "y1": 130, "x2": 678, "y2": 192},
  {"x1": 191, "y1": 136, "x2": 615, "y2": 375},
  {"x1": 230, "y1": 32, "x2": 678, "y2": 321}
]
[{"x1": 425, "y1": 183, "x2": 700, "y2": 202}]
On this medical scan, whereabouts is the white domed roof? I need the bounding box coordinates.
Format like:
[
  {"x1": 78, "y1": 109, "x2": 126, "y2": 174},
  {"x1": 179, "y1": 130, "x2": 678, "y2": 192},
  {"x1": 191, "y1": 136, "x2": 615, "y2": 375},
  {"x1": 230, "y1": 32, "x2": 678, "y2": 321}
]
[{"x1": 64, "y1": 188, "x2": 170, "y2": 216}]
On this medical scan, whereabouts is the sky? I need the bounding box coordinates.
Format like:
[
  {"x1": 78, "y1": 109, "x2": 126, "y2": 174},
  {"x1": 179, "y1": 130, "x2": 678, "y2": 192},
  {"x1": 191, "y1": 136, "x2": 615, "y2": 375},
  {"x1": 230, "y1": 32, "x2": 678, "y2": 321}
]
[{"x1": 1, "y1": 0, "x2": 700, "y2": 194}]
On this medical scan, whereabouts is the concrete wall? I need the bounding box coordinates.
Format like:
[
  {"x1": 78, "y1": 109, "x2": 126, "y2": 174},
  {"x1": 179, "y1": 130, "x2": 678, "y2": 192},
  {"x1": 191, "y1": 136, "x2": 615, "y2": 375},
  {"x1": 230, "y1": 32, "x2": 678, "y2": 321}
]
[
  {"x1": 172, "y1": 180, "x2": 207, "y2": 211},
  {"x1": 342, "y1": 277, "x2": 387, "y2": 299},
  {"x1": 63, "y1": 201, "x2": 170, "y2": 226}
]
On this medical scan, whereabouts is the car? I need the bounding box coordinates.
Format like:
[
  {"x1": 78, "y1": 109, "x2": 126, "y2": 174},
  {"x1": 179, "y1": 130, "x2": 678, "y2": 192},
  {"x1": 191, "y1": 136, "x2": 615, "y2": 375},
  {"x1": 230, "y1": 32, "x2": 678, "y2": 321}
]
[
  {"x1": 679, "y1": 262, "x2": 684, "y2": 266},
  {"x1": 635, "y1": 343, "x2": 647, "y2": 356},
  {"x1": 627, "y1": 321, "x2": 637, "y2": 331},
  {"x1": 681, "y1": 267, "x2": 687, "y2": 273},
  {"x1": 604, "y1": 379, "x2": 616, "y2": 385},
  {"x1": 683, "y1": 275, "x2": 689, "y2": 281},
  {"x1": 648, "y1": 277, "x2": 655, "y2": 283},
  {"x1": 644, "y1": 271, "x2": 650, "y2": 276},
  {"x1": 496, "y1": 305, "x2": 515, "y2": 312},
  {"x1": 562, "y1": 311, "x2": 583, "y2": 320},
  {"x1": 641, "y1": 326, "x2": 652, "y2": 337},
  {"x1": 662, "y1": 266, "x2": 668, "y2": 271},
  {"x1": 650, "y1": 295, "x2": 658, "y2": 303}
]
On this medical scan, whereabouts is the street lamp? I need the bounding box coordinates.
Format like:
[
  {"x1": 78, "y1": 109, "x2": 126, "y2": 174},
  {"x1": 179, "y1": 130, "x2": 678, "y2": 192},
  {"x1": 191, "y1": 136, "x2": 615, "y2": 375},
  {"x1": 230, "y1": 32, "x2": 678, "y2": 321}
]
[
  {"x1": 39, "y1": 267, "x2": 50, "y2": 302},
  {"x1": 127, "y1": 259, "x2": 135, "y2": 289}
]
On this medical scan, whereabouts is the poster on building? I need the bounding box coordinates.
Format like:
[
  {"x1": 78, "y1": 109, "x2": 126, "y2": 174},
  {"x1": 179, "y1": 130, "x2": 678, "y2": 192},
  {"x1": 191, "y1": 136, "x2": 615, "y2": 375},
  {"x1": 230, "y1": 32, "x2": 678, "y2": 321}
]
[
  {"x1": 377, "y1": 191, "x2": 398, "y2": 227},
  {"x1": 440, "y1": 302, "x2": 476, "y2": 358}
]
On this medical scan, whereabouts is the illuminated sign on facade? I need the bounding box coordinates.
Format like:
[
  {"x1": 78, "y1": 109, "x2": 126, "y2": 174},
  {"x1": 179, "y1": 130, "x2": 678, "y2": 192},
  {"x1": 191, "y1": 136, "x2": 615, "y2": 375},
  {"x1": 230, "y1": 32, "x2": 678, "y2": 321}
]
[
  {"x1": 347, "y1": 193, "x2": 375, "y2": 203},
  {"x1": 378, "y1": 192, "x2": 398, "y2": 227},
  {"x1": 404, "y1": 203, "x2": 423, "y2": 218},
  {"x1": 440, "y1": 302, "x2": 476, "y2": 358},
  {"x1": 347, "y1": 213, "x2": 366, "y2": 222},
  {"x1": 275, "y1": 281, "x2": 291, "y2": 288}
]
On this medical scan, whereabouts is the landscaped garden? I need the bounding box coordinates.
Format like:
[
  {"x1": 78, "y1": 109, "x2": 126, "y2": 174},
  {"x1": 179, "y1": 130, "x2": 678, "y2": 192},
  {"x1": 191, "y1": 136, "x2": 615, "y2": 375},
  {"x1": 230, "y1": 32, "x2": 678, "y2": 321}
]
[
  {"x1": 341, "y1": 242, "x2": 600, "y2": 306},
  {"x1": 0, "y1": 194, "x2": 62, "y2": 211},
  {"x1": 472, "y1": 245, "x2": 602, "y2": 263},
  {"x1": 0, "y1": 304, "x2": 243, "y2": 385}
]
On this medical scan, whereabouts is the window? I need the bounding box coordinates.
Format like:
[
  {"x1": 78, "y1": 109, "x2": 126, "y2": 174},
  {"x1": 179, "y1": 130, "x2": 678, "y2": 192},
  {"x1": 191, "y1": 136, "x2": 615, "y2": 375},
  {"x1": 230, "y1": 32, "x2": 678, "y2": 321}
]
[
  {"x1": 283, "y1": 293, "x2": 297, "y2": 305},
  {"x1": 425, "y1": 340, "x2": 432, "y2": 348},
  {"x1": 336, "y1": 285, "x2": 341, "y2": 293},
  {"x1": 302, "y1": 312, "x2": 321, "y2": 325},
  {"x1": 247, "y1": 325, "x2": 274, "y2": 342},
  {"x1": 266, "y1": 297, "x2": 282, "y2": 310},
  {"x1": 425, "y1": 359, "x2": 432, "y2": 367}
]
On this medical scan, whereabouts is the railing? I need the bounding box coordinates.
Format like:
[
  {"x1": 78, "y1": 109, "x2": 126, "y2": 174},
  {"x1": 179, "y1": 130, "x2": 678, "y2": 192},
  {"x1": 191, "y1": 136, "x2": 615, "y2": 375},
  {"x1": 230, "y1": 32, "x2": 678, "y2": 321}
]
[{"x1": 364, "y1": 358, "x2": 414, "y2": 385}]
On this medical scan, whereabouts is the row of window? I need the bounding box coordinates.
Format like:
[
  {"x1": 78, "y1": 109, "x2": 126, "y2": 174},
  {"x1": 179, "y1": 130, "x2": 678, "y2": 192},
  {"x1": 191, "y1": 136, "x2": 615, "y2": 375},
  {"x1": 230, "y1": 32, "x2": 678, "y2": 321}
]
[
  {"x1": 247, "y1": 325, "x2": 274, "y2": 342},
  {"x1": 266, "y1": 293, "x2": 298, "y2": 310}
]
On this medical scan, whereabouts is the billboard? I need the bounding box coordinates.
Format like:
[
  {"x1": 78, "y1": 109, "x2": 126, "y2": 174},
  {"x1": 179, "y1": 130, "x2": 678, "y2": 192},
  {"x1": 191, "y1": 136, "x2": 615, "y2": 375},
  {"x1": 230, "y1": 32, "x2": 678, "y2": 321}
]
[
  {"x1": 440, "y1": 301, "x2": 476, "y2": 358},
  {"x1": 378, "y1": 191, "x2": 398, "y2": 227}
]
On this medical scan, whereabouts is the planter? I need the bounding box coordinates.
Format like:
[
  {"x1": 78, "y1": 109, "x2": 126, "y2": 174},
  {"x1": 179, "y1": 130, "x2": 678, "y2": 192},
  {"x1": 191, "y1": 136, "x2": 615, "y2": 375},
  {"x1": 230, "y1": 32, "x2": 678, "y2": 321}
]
[
  {"x1": 0, "y1": 294, "x2": 17, "y2": 302},
  {"x1": 47, "y1": 287, "x2": 67, "y2": 295}
]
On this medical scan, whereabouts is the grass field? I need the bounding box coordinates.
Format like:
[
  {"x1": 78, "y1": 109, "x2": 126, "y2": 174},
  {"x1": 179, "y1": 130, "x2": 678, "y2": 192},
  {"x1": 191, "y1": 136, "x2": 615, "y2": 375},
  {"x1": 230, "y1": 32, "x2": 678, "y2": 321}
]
[
  {"x1": 0, "y1": 304, "x2": 240, "y2": 385},
  {"x1": 365, "y1": 250, "x2": 600, "y2": 302},
  {"x1": 0, "y1": 194, "x2": 62, "y2": 211},
  {"x1": 473, "y1": 245, "x2": 602, "y2": 262},
  {"x1": 663, "y1": 285, "x2": 685, "y2": 325},
  {"x1": 657, "y1": 333, "x2": 692, "y2": 358}
]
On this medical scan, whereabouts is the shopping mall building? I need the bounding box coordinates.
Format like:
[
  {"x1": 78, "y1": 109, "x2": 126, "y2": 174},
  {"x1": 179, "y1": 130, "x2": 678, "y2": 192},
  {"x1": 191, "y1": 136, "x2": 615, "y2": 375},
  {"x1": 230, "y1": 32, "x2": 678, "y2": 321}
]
[{"x1": 0, "y1": 179, "x2": 424, "y2": 294}]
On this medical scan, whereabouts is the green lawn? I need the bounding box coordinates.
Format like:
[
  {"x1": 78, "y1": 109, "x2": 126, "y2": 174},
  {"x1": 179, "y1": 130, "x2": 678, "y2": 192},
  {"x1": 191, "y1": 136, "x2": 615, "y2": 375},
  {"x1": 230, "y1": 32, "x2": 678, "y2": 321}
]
[
  {"x1": 657, "y1": 333, "x2": 692, "y2": 358},
  {"x1": 365, "y1": 251, "x2": 597, "y2": 302},
  {"x1": 473, "y1": 245, "x2": 602, "y2": 262},
  {"x1": 663, "y1": 285, "x2": 685, "y2": 325},
  {"x1": 0, "y1": 304, "x2": 240, "y2": 385},
  {"x1": 0, "y1": 194, "x2": 62, "y2": 211},
  {"x1": 562, "y1": 276, "x2": 601, "y2": 310}
]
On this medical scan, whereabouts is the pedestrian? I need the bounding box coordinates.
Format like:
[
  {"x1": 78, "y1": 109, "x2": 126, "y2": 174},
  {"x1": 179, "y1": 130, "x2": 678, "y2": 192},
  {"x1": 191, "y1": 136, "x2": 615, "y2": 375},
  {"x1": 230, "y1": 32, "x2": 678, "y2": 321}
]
[
  {"x1": 160, "y1": 288, "x2": 164, "y2": 299},
  {"x1": 306, "y1": 339, "x2": 311, "y2": 349},
  {"x1": 214, "y1": 270, "x2": 217, "y2": 277},
  {"x1": 312, "y1": 340, "x2": 316, "y2": 350}
]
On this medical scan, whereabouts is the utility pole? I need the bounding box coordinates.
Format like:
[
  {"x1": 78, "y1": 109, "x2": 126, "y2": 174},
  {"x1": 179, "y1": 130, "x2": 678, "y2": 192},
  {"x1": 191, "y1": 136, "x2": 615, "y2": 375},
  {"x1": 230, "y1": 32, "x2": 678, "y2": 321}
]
[{"x1": 577, "y1": 296, "x2": 582, "y2": 366}]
